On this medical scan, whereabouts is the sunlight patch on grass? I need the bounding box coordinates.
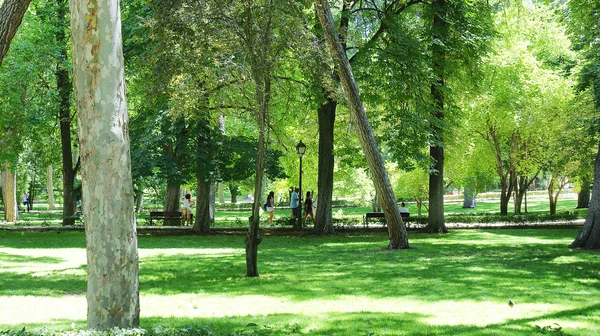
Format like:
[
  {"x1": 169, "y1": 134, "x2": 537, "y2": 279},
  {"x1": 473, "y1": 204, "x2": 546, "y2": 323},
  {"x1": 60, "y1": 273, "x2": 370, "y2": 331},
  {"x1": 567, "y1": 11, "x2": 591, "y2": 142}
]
[
  {"x1": 0, "y1": 248, "x2": 85, "y2": 276},
  {"x1": 139, "y1": 248, "x2": 243, "y2": 258}
]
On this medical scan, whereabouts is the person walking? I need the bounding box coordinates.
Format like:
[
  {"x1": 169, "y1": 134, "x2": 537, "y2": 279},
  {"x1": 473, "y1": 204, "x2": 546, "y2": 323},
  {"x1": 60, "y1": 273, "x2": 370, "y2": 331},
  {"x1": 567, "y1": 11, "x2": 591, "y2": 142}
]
[
  {"x1": 22, "y1": 192, "x2": 30, "y2": 212},
  {"x1": 265, "y1": 191, "x2": 275, "y2": 225},
  {"x1": 302, "y1": 191, "x2": 314, "y2": 226},
  {"x1": 290, "y1": 187, "x2": 299, "y2": 220}
]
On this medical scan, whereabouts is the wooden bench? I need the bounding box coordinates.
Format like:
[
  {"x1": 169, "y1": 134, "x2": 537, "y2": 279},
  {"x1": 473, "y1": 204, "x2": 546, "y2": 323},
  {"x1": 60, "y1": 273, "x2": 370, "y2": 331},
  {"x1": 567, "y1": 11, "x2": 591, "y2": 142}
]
[
  {"x1": 149, "y1": 211, "x2": 192, "y2": 226},
  {"x1": 364, "y1": 212, "x2": 410, "y2": 227}
]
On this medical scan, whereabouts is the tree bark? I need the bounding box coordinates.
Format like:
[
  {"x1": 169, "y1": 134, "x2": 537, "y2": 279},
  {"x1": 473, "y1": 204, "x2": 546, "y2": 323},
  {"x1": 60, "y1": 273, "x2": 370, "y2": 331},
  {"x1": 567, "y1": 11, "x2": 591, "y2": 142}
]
[
  {"x1": 462, "y1": 184, "x2": 475, "y2": 208},
  {"x1": 194, "y1": 178, "x2": 211, "y2": 233},
  {"x1": 577, "y1": 182, "x2": 591, "y2": 209},
  {"x1": 570, "y1": 146, "x2": 600, "y2": 249},
  {"x1": 1, "y1": 168, "x2": 18, "y2": 222},
  {"x1": 228, "y1": 183, "x2": 239, "y2": 204},
  {"x1": 69, "y1": 0, "x2": 139, "y2": 328},
  {"x1": 315, "y1": 0, "x2": 409, "y2": 249},
  {"x1": 209, "y1": 182, "x2": 216, "y2": 223},
  {"x1": 47, "y1": 165, "x2": 55, "y2": 210},
  {"x1": 164, "y1": 182, "x2": 181, "y2": 226},
  {"x1": 134, "y1": 189, "x2": 143, "y2": 213},
  {"x1": 315, "y1": 97, "x2": 336, "y2": 235},
  {"x1": 0, "y1": 0, "x2": 32, "y2": 66},
  {"x1": 55, "y1": 0, "x2": 78, "y2": 226},
  {"x1": 425, "y1": 0, "x2": 448, "y2": 234}
]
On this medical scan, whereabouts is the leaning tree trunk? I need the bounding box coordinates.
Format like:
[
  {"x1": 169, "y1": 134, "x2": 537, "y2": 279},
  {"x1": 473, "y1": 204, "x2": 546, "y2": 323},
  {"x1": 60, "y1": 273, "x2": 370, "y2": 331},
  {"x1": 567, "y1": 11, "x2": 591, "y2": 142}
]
[
  {"x1": 69, "y1": 0, "x2": 139, "y2": 328},
  {"x1": 164, "y1": 182, "x2": 181, "y2": 226},
  {"x1": 47, "y1": 165, "x2": 55, "y2": 210},
  {"x1": 1, "y1": 169, "x2": 18, "y2": 222},
  {"x1": 0, "y1": 0, "x2": 32, "y2": 66},
  {"x1": 194, "y1": 178, "x2": 212, "y2": 233},
  {"x1": 577, "y1": 182, "x2": 591, "y2": 209},
  {"x1": 315, "y1": 0, "x2": 408, "y2": 249},
  {"x1": 570, "y1": 146, "x2": 600, "y2": 249},
  {"x1": 315, "y1": 97, "x2": 336, "y2": 235}
]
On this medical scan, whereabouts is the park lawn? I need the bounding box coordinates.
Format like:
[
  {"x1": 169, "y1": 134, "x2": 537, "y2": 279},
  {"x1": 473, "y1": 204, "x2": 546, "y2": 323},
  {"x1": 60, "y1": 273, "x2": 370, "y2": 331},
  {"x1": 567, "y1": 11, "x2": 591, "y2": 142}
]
[{"x1": 0, "y1": 229, "x2": 598, "y2": 335}]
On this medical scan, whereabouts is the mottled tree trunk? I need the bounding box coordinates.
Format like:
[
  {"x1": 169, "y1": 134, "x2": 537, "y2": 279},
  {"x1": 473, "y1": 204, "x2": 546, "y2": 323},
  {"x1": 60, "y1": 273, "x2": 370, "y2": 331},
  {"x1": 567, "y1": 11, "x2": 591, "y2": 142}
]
[
  {"x1": 0, "y1": 0, "x2": 32, "y2": 66},
  {"x1": 315, "y1": 98, "x2": 336, "y2": 235},
  {"x1": 315, "y1": 0, "x2": 409, "y2": 249},
  {"x1": 194, "y1": 178, "x2": 212, "y2": 233},
  {"x1": 577, "y1": 183, "x2": 590, "y2": 209},
  {"x1": 47, "y1": 165, "x2": 55, "y2": 210},
  {"x1": 69, "y1": 0, "x2": 139, "y2": 328},
  {"x1": 1, "y1": 169, "x2": 18, "y2": 222},
  {"x1": 570, "y1": 146, "x2": 600, "y2": 249}
]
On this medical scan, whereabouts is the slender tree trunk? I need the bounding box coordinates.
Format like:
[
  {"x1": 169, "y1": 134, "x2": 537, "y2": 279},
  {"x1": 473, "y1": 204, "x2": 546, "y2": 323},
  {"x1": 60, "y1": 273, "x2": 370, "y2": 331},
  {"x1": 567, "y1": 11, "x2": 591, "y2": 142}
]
[
  {"x1": 47, "y1": 165, "x2": 55, "y2": 210},
  {"x1": 56, "y1": 0, "x2": 78, "y2": 226},
  {"x1": 315, "y1": 0, "x2": 409, "y2": 249},
  {"x1": 246, "y1": 74, "x2": 268, "y2": 276},
  {"x1": 69, "y1": 0, "x2": 139, "y2": 328},
  {"x1": 570, "y1": 146, "x2": 600, "y2": 249},
  {"x1": 315, "y1": 97, "x2": 336, "y2": 235},
  {"x1": 425, "y1": 0, "x2": 448, "y2": 234},
  {"x1": 134, "y1": 190, "x2": 143, "y2": 213},
  {"x1": 218, "y1": 183, "x2": 224, "y2": 204},
  {"x1": 577, "y1": 183, "x2": 591, "y2": 209},
  {"x1": 194, "y1": 178, "x2": 211, "y2": 233},
  {"x1": 1, "y1": 169, "x2": 18, "y2": 222},
  {"x1": 0, "y1": 0, "x2": 32, "y2": 66},
  {"x1": 209, "y1": 182, "x2": 216, "y2": 223}
]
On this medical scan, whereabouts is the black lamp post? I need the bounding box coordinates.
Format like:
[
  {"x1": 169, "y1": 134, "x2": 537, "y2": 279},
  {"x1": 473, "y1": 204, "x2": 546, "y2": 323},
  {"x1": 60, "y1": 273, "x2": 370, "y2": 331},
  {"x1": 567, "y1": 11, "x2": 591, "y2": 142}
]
[{"x1": 296, "y1": 140, "x2": 306, "y2": 229}]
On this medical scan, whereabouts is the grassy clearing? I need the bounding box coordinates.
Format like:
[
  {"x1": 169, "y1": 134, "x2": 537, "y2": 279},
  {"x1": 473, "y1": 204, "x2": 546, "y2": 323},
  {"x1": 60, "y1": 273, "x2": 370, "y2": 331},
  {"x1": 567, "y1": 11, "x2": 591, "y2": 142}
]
[{"x1": 0, "y1": 229, "x2": 598, "y2": 335}]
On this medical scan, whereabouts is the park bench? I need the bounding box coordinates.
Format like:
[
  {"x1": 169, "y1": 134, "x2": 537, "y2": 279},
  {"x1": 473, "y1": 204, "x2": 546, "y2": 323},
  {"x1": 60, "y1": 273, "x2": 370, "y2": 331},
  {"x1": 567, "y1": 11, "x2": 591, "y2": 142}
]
[
  {"x1": 148, "y1": 211, "x2": 192, "y2": 226},
  {"x1": 364, "y1": 212, "x2": 411, "y2": 228}
]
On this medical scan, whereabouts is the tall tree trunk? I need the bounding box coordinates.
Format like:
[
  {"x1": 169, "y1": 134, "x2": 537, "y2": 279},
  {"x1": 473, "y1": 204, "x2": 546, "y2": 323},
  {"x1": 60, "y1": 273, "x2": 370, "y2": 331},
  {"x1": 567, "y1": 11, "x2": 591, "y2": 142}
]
[
  {"x1": 194, "y1": 178, "x2": 211, "y2": 233},
  {"x1": 570, "y1": 146, "x2": 600, "y2": 249},
  {"x1": 0, "y1": 0, "x2": 32, "y2": 66},
  {"x1": 218, "y1": 183, "x2": 224, "y2": 204},
  {"x1": 69, "y1": 0, "x2": 139, "y2": 328},
  {"x1": 577, "y1": 182, "x2": 591, "y2": 209},
  {"x1": 315, "y1": 97, "x2": 336, "y2": 235},
  {"x1": 164, "y1": 182, "x2": 181, "y2": 226},
  {"x1": 229, "y1": 183, "x2": 239, "y2": 204},
  {"x1": 209, "y1": 182, "x2": 216, "y2": 223},
  {"x1": 425, "y1": 0, "x2": 448, "y2": 234},
  {"x1": 548, "y1": 175, "x2": 566, "y2": 215},
  {"x1": 56, "y1": 0, "x2": 78, "y2": 226},
  {"x1": 47, "y1": 165, "x2": 55, "y2": 210},
  {"x1": 246, "y1": 74, "x2": 268, "y2": 276},
  {"x1": 315, "y1": 0, "x2": 409, "y2": 249},
  {"x1": 463, "y1": 184, "x2": 475, "y2": 208},
  {"x1": 1, "y1": 168, "x2": 18, "y2": 222},
  {"x1": 134, "y1": 190, "x2": 143, "y2": 213}
]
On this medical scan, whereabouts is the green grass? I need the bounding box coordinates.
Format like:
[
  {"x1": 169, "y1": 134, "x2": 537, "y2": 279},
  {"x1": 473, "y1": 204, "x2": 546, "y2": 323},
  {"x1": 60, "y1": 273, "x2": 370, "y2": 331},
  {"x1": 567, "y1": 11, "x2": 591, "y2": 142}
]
[{"x1": 0, "y1": 229, "x2": 598, "y2": 335}]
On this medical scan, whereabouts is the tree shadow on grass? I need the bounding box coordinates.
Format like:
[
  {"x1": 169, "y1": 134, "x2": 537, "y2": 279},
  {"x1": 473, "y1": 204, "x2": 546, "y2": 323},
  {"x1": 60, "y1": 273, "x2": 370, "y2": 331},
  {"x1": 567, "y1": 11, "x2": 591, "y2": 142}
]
[{"x1": 0, "y1": 252, "x2": 64, "y2": 264}]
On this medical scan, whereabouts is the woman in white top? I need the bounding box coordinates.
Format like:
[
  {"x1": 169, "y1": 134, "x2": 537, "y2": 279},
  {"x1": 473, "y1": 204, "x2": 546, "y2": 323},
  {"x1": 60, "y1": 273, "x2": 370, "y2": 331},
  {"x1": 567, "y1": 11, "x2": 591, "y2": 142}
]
[{"x1": 182, "y1": 194, "x2": 193, "y2": 225}]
